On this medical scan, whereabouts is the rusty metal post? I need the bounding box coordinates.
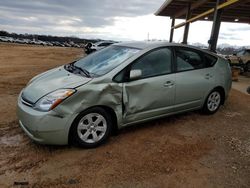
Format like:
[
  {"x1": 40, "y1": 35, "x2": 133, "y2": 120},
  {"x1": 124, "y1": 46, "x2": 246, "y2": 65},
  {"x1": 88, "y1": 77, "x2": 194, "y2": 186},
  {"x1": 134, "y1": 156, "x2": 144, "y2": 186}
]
[
  {"x1": 183, "y1": 3, "x2": 191, "y2": 44},
  {"x1": 169, "y1": 17, "x2": 175, "y2": 42},
  {"x1": 208, "y1": 0, "x2": 223, "y2": 52}
]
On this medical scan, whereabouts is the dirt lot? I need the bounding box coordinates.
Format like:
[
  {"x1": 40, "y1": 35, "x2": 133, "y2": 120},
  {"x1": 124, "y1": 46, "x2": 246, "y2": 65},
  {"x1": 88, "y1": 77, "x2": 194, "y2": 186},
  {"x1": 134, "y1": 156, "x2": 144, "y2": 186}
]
[{"x1": 0, "y1": 43, "x2": 249, "y2": 188}]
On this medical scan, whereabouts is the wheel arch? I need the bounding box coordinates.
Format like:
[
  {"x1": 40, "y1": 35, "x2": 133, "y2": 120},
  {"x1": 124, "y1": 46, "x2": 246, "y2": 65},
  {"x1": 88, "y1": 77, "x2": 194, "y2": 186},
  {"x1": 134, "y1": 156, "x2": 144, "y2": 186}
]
[
  {"x1": 208, "y1": 86, "x2": 226, "y2": 105},
  {"x1": 68, "y1": 105, "x2": 118, "y2": 144}
]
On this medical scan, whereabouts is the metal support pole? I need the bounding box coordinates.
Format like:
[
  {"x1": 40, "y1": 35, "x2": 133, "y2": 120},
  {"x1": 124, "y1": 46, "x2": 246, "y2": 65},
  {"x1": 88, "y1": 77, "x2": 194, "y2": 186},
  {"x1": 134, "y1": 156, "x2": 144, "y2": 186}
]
[
  {"x1": 208, "y1": 0, "x2": 223, "y2": 52},
  {"x1": 169, "y1": 17, "x2": 175, "y2": 42},
  {"x1": 183, "y1": 3, "x2": 191, "y2": 44}
]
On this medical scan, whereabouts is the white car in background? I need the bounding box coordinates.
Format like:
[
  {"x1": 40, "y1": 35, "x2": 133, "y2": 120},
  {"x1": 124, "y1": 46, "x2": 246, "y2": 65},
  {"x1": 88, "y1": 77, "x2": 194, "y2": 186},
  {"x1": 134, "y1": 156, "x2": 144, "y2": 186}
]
[
  {"x1": 85, "y1": 41, "x2": 115, "y2": 54},
  {"x1": 91, "y1": 41, "x2": 115, "y2": 51},
  {"x1": 0, "y1": 36, "x2": 14, "y2": 43}
]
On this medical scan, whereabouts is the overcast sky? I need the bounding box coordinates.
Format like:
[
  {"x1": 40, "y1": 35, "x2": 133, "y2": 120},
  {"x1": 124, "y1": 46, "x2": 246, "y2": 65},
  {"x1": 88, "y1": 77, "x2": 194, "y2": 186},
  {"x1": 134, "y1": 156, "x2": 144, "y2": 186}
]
[{"x1": 1, "y1": 0, "x2": 250, "y2": 46}]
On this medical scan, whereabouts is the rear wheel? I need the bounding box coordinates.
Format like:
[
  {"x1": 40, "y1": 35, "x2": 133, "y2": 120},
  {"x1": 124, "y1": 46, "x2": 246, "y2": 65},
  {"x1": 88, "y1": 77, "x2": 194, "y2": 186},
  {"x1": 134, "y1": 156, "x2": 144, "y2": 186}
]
[
  {"x1": 202, "y1": 90, "x2": 222, "y2": 114},
  {"x1": 71, "y1": 107, "x2": 112, "y2": 148}
]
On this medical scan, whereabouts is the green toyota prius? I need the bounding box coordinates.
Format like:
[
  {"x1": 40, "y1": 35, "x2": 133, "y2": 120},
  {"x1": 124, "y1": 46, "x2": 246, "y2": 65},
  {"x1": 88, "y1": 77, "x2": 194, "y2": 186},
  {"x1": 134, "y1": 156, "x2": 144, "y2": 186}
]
[{"x1": 17, "y1": 42, "x2": 232, "y2": 148}]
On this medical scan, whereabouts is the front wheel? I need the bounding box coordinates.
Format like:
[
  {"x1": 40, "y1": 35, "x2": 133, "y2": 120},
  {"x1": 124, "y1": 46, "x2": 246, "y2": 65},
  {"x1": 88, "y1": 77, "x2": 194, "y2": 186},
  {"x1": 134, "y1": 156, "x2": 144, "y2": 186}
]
[
  {"x1": 202, "y1": 90, "x2": 222, "y2": 114},
  {"x1": 71, "y1": 107, "x2": 112, "y2": 148}
]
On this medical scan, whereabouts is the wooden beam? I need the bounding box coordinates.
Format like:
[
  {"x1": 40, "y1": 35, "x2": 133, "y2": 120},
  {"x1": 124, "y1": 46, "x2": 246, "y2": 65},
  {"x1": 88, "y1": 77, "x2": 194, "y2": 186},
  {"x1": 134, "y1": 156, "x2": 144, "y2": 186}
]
[
  {"x1": 172, "y1": 0, "x2": 240, "y2": 29},
  {"x1": 173, "y1": 8, "x2": 214, "y2": 29}
]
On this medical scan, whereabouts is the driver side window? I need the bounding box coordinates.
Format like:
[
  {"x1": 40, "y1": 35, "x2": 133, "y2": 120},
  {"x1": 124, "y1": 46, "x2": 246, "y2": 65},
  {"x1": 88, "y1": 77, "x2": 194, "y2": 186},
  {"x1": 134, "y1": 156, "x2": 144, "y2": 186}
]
[{"x1": 130, "y1": 48, "x2": 172, "y2": 79}]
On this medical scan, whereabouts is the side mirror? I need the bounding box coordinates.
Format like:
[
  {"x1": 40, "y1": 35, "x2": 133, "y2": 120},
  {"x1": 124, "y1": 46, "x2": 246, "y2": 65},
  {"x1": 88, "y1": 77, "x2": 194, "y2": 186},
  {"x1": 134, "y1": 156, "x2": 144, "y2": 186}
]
[{"x1": 130, "y1": 69, "x2": 142, "y2": 80}]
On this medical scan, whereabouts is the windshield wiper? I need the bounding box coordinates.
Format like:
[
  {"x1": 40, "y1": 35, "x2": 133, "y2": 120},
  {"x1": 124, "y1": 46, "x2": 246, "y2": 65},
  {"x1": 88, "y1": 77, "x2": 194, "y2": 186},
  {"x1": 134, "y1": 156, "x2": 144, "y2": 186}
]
[
  {"x1": 65, "y1": 62, "x2": 91, "y2": 78},
  {"x1": 74, "y1": 65, "x2": 91, "y2": 78}
]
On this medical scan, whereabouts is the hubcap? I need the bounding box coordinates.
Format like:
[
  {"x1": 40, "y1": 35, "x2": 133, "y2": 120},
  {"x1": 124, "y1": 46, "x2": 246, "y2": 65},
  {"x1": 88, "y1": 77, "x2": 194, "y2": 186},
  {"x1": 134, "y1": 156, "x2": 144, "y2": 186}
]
[
  {"x1": 207, "y1": 91, "x2": 221, "y2": 112},
  {"x1": 77, "y1": 113, "x2": 107, "y2": 144}
]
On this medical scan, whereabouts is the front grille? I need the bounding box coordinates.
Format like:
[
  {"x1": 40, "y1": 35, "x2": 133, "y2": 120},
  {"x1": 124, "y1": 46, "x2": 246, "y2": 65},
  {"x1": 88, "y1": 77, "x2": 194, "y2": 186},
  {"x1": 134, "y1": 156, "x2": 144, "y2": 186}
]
[{"x1": 21, "y1": 94, "x2": 34, "y2": 107}]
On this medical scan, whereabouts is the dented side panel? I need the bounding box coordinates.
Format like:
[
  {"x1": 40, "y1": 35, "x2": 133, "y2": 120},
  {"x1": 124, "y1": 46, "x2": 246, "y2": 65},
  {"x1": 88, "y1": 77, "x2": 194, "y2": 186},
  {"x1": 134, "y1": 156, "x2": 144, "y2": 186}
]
[
  {"x1": 122, "y1": 74, "x2": 176, "y2": 124},
  {"x1": 54, "y1": 80, "x2": 124, "y2": 128}
]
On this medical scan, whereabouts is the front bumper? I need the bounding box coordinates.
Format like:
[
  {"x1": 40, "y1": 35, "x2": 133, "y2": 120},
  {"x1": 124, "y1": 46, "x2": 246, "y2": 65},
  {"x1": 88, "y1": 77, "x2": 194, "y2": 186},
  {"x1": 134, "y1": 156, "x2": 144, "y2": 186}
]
[{"x1": 17, "y1": 94, "x2": 76, "y2": 145}]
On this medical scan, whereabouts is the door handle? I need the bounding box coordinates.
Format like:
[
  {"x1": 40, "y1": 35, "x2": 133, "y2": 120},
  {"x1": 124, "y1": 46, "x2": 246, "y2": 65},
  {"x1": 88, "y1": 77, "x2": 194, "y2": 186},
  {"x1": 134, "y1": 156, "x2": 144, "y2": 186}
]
[
  {"x1": 164, "y1": 81, "x2": 174, "y2": 87},
  {"x1": 205, "y1": 73, "x2": 212, "y2": 79}
]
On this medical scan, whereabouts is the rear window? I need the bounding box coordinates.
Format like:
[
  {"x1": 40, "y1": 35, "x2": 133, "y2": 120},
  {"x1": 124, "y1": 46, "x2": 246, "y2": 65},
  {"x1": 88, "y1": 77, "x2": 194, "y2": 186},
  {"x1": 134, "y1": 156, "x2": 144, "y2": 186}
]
[
  {"x1": 175, "y1": 48, "x2": 204, "y2": 72},
  {"x1": 204, "y1": 54, "x2": 217, "y2": 67}
]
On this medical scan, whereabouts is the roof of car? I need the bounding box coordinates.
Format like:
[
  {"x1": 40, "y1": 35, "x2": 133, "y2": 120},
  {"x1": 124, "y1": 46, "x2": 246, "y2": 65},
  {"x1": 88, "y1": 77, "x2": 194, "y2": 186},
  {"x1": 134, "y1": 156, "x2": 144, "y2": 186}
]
[
  {"x1": 114, "y1": 41, "x2": 202, "y2": 50},
  {"x1": 114, "y1": 41, "x2": 165, "y2": 49},
  {"x1": 95, "y1": 41, "x2": 115, "y2": 44},
  {"x1": 114, "y1": 41, "x2": 218, "y2": 57}
]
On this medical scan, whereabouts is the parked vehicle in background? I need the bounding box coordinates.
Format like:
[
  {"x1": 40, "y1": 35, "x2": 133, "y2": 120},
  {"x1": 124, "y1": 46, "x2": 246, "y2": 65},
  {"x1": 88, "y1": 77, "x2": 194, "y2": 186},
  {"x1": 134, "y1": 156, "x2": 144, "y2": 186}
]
[
  {"x1": 73, "y1": 43, "x2": 80, "y2": 48},
  {"x1": 226, "y1": 49, "x2": 250, "y2": 72},
  {"x1": 64, "y1": 42, "x2": 72, "y2": 47},
  {"x1": 85, "y1": 41, "x2": 115, "y2": 54},
  {"x1": 0, "y1": 35, "x2": 83, "y2": 48},
  {"x1": 23, "y1": 39, "x2": 31, "y2": 44},
  {"x1": 37, "y1": 40, "x2": 47, "y2": 46},
  {"x1": 17, "y1": 42, "x2": 232, "y2": 148},
  {"x1": 13, "y1": 38, "x2": 23, "y2": 44},
  {"x1": 52, "y1": 41, "x2": 65, "y2": 47},
  {"x1": 29, "y1": 40, "x2": 47, "y2": 46},
  {"x1": 46, "y1": 42, "x2": 54, "y2": 46},
  {"x1": 0, "y1": 36, "x2": 14, "y2": 43},
  {"x1": 91, "y1": 41, "x2": 115, "y2": 51}
]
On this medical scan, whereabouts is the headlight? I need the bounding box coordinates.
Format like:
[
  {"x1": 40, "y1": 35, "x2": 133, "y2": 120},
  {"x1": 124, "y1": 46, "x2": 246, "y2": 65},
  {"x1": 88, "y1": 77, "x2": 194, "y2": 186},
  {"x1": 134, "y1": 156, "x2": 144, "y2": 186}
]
[{"x1": 34, "y1": 89, "x2": 76, "y2": 111}]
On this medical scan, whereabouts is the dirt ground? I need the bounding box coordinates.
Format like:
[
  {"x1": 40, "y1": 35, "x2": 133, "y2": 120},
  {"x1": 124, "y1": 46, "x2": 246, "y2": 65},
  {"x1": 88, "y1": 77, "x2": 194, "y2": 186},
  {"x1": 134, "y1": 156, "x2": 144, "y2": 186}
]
[
  {"x1": 232, "y1": 75, "x2": 250, "y2": 95},
  {"x1": 0, "y1": 43, "x2": 249, "y2": 188}
]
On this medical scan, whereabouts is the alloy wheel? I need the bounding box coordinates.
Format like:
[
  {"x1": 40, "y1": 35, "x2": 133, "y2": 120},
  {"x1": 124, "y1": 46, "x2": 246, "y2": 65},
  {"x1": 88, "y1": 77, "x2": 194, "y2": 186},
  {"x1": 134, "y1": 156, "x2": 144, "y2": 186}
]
[
  {"x1": 207, "y1": 91, "x2": 221, "y2": 112},
  {"x1": 77, "y1": 113, "x2": 107, "y2": 144}
]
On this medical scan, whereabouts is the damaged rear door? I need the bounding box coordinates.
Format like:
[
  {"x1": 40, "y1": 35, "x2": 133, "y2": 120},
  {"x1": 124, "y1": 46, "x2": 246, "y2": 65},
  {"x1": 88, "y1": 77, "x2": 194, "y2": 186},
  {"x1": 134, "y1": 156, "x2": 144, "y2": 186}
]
[{"x1": 122, "y1": 47, "x2": 176, "y2": 124}]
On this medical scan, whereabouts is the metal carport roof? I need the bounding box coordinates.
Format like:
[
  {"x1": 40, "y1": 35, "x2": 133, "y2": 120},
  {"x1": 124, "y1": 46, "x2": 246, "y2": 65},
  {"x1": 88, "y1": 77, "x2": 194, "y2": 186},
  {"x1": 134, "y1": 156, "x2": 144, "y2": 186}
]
[
  {"x1": 155, "y1": 0, "x2": 250, "y2": 51},
  {"x1": 155, "y1": 0, "x2": 250, "y2": 24}
]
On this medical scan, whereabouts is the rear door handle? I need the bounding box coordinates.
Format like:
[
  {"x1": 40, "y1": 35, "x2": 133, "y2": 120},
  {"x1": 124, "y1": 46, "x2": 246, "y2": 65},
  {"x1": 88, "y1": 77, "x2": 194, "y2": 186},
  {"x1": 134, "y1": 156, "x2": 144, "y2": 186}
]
[{"x1": 164, "y1": 81, "x2": 174, "y2": 88}]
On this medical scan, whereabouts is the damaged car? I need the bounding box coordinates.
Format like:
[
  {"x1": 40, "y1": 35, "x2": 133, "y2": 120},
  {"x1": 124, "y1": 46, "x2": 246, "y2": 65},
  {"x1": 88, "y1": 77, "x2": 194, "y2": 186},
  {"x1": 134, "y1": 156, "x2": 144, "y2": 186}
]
[{"x1": 17, "y1": 42, "x2": 232, "y2": 148}]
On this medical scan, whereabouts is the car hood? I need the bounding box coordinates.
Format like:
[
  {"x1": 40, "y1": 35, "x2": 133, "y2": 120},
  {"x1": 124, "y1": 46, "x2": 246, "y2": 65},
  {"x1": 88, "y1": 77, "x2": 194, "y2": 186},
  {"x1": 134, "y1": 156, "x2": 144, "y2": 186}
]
[{"x1": 22, "y1": 66, "x2": 92, "y2": 103}]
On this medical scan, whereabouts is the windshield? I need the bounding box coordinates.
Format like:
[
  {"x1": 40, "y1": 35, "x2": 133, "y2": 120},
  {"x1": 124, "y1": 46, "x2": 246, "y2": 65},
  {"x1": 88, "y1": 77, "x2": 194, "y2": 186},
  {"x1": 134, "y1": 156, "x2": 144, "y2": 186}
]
[{"x1": 74, "y1": 45, "x2": 140, "y2": 76}]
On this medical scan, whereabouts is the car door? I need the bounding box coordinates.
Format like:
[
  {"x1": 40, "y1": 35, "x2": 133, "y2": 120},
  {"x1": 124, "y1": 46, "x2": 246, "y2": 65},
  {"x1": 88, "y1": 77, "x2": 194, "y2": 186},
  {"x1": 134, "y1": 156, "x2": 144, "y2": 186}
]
[
  {"x1": 121, "y1": 47, "x2": 176, "y2": 124},
  {"x1": 173, "y1": 47, "x2": 215, "y2": 111}
]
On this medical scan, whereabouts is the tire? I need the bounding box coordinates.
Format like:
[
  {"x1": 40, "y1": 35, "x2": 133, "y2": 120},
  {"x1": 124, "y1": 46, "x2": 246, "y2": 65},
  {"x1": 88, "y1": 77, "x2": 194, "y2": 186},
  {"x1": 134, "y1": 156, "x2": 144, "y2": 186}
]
[
  {"x1": 71, "y1": 107, "x2": 112, "y2": 148},
  {"x1": 202, "y1": 90, "x2": 222, "y2": 115}
]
